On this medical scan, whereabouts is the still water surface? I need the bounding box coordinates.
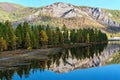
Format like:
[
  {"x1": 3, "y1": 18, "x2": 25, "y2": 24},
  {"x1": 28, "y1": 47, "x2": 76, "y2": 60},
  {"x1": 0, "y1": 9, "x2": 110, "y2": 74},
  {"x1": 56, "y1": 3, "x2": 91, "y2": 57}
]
[
  {"x1": 13, "y1": 64, "x2": 120, "y2": 80},
  {"x1": 0, "y1": 41, "x2": 120, "y2": 80}
]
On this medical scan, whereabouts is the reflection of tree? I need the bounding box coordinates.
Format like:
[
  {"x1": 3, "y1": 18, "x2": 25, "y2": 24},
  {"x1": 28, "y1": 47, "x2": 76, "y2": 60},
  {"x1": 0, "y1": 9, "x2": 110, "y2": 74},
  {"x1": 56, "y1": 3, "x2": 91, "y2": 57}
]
[
  {"x1": 0, "y1": 43, "x2": 107, "y2": 79},
  {"x1": 0, "y1": 69, "x2": 14, "y2": 80},
  {"x1": 0, "y1": 60, "x2": 49, "y2": 80},
  {"x1": 48, "y1": 43, "x2": 107, "y2": 66}
]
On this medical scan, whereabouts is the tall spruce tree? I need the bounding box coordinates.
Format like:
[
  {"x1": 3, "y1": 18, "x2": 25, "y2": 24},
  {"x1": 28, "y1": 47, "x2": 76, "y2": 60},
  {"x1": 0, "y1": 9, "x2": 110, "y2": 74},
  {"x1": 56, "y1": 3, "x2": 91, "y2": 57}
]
[
  {"x1": 46, "y1": 25, "x2": 53, "y2": 45},
  {"x1": 25, "y1": 32, "x2": 32, "y2": 49},
  {"x1": 5, "y1": 21, "x2": 15, "y2": 50},
  {"x1": 15, "y1": 24, "x2": 24, "y2": 48}
]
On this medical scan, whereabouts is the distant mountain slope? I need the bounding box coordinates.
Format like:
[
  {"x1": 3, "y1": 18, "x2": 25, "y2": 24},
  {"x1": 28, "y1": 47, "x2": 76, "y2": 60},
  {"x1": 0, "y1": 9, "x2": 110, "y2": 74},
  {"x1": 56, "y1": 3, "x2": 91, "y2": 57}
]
[
  {"x1": 0, "y1": 2, "x2": 37, "y2": 21},
  {"x1": 0, "y1": 2, "x2": 120, "y2": 34},
  {"x1": 105, "y1": 9, "x2": 120, "y2": 24},
  {"x1": 0, "y1": 2, "x2": 24, "y2": 21},
  {"x1": 0, "y1": 2, "x2": 24, "y2": 12}
]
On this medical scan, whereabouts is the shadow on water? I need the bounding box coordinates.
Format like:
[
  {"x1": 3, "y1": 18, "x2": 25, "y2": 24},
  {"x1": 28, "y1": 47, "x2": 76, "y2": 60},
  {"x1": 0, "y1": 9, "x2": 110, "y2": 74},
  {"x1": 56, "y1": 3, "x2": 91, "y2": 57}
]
[{"x1": 0, "y1": 42, "x2": 120, "y2": 80}]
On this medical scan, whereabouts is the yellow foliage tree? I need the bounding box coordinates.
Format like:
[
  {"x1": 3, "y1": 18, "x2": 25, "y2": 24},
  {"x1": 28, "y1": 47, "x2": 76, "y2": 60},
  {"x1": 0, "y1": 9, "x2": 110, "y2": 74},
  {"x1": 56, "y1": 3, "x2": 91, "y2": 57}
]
[
  {"x1": 86, "y1": 33, "x2": 90, "y2": 43},
  {"x1": 11, "y1": 35, "x2": 17, "y2": 50},
  {"x1": 0, "y1": 37, "x2": 7, "y2": 51},
  {"x1": 40, "y1": 30, "x2": 48, "y2": 45}
]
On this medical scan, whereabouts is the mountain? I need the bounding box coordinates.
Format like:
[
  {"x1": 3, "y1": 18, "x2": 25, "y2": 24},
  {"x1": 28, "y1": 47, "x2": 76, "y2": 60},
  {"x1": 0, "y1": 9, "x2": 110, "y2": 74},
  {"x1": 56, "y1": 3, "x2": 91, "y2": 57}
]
[
  {"x1": 0, "y1": 2, "x2": 24, "y2": 21},
  {"x1": 39, "y1": 2, "x2": 120, "y2": 27},
  {"x1": 0, "y1": 2, "x2": 37, "y2": 21},
  {"x1": 0, "y1": 2, "x2": 24, "y2": 12},
  {"x1": 0, "y1": 2, "x2": 120, "y2": 35}
]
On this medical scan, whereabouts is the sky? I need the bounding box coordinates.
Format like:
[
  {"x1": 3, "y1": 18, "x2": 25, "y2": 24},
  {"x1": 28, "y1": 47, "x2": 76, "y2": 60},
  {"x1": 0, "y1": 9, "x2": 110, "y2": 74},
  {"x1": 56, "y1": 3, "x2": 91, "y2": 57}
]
[{"x1": 0, "y1": 0, "x2": 120, "y2": 10}]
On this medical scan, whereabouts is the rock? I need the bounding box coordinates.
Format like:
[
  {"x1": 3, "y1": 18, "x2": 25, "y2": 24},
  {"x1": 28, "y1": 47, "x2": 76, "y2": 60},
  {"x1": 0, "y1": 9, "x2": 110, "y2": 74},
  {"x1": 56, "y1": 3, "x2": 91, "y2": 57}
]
[
  {"x1": 88, "y1": 7, "x2": 120, "y2": 27},
  {"x1": 39, "y1": 2, "x2": 84, "y2": 18}
]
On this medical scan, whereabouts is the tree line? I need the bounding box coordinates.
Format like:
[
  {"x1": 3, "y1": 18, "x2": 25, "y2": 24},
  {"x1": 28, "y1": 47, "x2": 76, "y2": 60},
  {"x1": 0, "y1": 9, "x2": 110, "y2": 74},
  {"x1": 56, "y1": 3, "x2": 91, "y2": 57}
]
[{"x1": 0, "y1": 21, "x2": 108, "y2": 51}]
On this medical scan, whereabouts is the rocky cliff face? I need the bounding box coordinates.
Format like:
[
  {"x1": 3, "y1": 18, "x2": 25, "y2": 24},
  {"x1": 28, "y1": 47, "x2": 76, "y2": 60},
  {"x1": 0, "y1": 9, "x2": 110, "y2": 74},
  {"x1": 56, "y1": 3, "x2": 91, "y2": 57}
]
[
  {"x1": 88, "y1": 8, "x2": 120, "y2": 27},
  {"x1": 39, "y1": 2, "x2": 86, "y2": 18}
]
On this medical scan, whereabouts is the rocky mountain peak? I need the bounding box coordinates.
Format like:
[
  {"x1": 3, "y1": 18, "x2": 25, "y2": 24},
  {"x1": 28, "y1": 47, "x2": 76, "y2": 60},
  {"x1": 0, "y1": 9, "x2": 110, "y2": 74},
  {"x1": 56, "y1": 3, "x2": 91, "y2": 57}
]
[
  {"x1": 52, "y1": 2, "x2": 73, "y2": 7},
  {"x1": 39, "y1": 2, "x2": 87, "y2": 18}
]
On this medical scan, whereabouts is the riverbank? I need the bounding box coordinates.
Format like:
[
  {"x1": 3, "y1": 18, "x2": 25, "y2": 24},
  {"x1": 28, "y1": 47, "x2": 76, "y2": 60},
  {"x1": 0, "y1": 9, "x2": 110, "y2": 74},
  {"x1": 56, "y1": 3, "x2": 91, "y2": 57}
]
[
  {"x1": 0, "y1": 48, "x2": 62, "y2": 60},
  {"x1": 0, "y1": 43, "x2": 89, "y2": 58},
  {"x1": 0, "y1": 48, "x2": 63, "y2": 69},
  {"x1": 0, "y1": 42, "x2": 107, "y2": 60}
]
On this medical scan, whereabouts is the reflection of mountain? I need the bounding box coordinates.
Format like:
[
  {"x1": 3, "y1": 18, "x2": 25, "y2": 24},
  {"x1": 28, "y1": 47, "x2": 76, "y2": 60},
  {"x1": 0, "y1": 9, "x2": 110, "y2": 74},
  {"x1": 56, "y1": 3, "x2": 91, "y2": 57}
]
[
  {"x1": 0, "y1": 43, "x2": 120, "y2": 79},
  {"x1": 49, "y1": 43, "x2": 120, "y2": 72},
  {"x1": 48, "y1": 43, "x2": 108, "y2": 72}
]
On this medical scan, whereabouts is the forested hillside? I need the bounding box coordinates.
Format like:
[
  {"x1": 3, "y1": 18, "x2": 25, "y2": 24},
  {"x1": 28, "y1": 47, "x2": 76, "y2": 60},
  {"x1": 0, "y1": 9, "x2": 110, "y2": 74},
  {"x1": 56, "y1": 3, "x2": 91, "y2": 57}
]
[{"x1": 0, "y1": 21, "x2": 107, "y2": 51}]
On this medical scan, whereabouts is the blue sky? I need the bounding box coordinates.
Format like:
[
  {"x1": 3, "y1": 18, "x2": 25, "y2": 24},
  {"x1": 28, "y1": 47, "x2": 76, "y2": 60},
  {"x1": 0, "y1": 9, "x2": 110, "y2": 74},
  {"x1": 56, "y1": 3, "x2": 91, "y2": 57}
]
[{"x1": 0, "y1": 0, "x2": 120, "y2": 10}]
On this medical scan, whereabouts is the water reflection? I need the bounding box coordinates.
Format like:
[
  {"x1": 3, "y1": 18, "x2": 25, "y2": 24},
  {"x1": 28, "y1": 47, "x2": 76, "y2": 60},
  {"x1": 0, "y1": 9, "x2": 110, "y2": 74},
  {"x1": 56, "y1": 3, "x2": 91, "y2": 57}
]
[
  {"x1": 0, "y1": 42, "x2": 120, "y2": 80},
  {"x1": 12, "y1": 64, "x2": 120, "y2": 80},
  {"x1": 48, "y1": 43, "x2": 108, "y2": 72}
]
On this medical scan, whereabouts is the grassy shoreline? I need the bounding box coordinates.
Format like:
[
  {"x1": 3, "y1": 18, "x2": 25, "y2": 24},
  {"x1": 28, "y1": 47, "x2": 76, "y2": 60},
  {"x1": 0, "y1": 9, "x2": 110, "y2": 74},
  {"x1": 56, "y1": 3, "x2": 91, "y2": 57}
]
[
  {"x1": 0, "y1": 48, "x2": 62, "y2": 59},
  {"x1": 0, "y1": 42, "x2": 107, "y2": 59}
]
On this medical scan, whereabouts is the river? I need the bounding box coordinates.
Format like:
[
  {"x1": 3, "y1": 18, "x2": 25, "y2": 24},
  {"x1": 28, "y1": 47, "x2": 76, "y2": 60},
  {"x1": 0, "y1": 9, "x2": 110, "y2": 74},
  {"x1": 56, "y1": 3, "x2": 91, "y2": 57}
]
[{"x1": 0, "y1": 41, "x2": 120, "y2": 80}]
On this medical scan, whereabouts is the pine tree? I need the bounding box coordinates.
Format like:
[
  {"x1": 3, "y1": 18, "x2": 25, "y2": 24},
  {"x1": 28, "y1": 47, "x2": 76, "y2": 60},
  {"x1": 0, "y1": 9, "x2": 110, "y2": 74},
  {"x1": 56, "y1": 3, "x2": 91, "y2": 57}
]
[
  {"x1": 52, "y1": 31, "x2": 58, "y2": 46},
  {"x1": 25, "y1": 32, "x2": 32, "y2": 50},
  {"x1": 34, "y1": 26, "x2": 40, "y2": 48},
  {"x1": 75, "y1": 30, "x2": 80, "y2": 43},
  {"x1": 15, "y1": 24, "x2": 24, "y2": 48},
  {"x1": 46, "y1": 25, "x2": 53, "y2": 45},
  {"x1": 40, "y1": 30, "x2": 48, "y2": 46},
  {"x1": 59, "y1": 32, "x2": 64, "y2": 45},
  {"x1": 23, "y1": 22, "x2": 30, "y2": 48},
  {"x1": 63, "y1": 30, "x2": 69, "y2": 44},
  {"x1": 86, "y1": 33, "x2": 90, "y2": 43},
  {"x1": 11, "y1": 35, "x2": 17, "y2": 50},
  {"x1": 23, "y1": 22, "x2": 30, "y2": 35},
  {"x1": 70, "y1": 29, "x2": 75, "y2": 43},
  {"x1": 0, "y1": 37, "x2": 7, "y2": 51},
  {"x1": 5, "y1": 20, "x2": 15, "y2": 50}
]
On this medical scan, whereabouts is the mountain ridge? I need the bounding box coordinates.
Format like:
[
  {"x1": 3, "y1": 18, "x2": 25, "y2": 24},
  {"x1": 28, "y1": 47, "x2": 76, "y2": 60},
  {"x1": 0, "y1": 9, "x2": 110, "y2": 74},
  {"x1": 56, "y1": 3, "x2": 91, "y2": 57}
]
[{"x1": 0, "y1": 2, "x2": 120, "y2": 35}]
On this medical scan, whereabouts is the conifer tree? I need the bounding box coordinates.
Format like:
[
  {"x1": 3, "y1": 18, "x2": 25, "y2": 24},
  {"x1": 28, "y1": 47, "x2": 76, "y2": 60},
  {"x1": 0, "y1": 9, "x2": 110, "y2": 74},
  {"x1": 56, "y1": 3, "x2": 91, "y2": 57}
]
[
  {"x1": 34, "y1": 26, "x2": 40, "y2": 48},
  {"x1": 52, "y1": 31, "x2": 59, "y2": 46},
  {"x1": 40, "y1": 30, "x2": 48, "y2": 45},
  {"x1": 46, "y1": 25, "x2": 53, "y2": 45},
  {"x1": 11, "y1": 35, "x2": 17, "y2": 50},
  {"x1": 15, "y1": 24, "x2": 24, "y2": 48},
  {"x1": 86, "y1": 33, "x2": 90, "y2": 43},
  {"x1": 25, "y1": 32, "x2": 32, "y2": 49},
  {"x1": 70, "y1": 29, "x2": 75, "y2": 43},
  {"x1": 63, "y1": 30, "x2": 69, "y2": 44},
  {"x1": 5, "y1": 20, "x2": 15, "y2": 50},
  {"x1": 0, "y1": 37, "x2": 7, "y2": 51},
  {"x1": 59, "y1": 32, "x2": 64, "y2": 45}
]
